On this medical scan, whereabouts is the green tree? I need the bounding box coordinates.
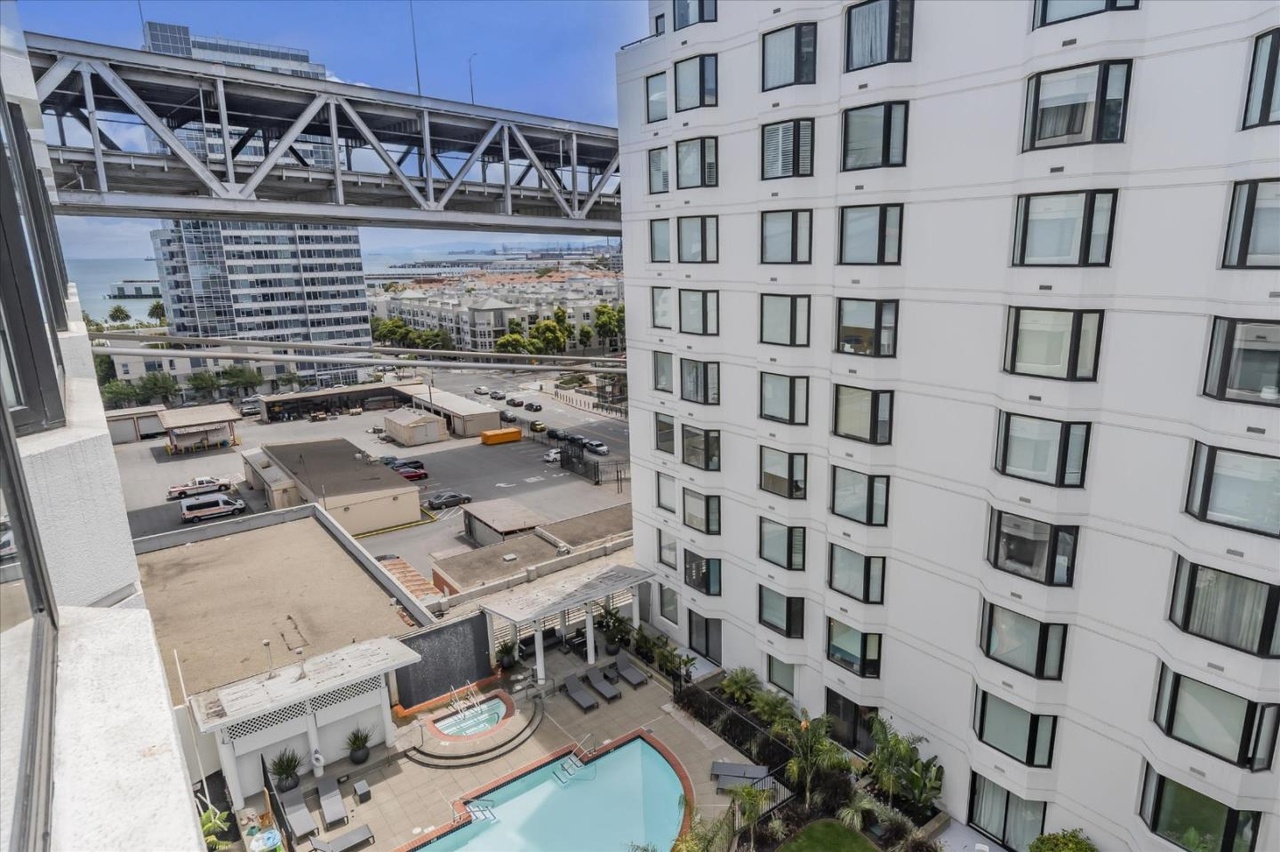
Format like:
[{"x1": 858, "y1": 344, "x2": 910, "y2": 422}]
[
  {"x1": 200, "y1": 807, "x2": 232, "y2": 851},
  {"x1": 369, "y1": 316, "x2": 384, "y2": 341},
  {"x1": 372, "y1": 317, "x2": 412, "y2": 345},
  {"x1": 506, "y1": 317, "x2": 525, "y2": 336},
  {"x1": 534, "y1": 266, "x2": 554, "y2": 278},
  {"x1": 136, "y1": 371, "x2": 180, "y2": 404},
  {"x1": 494, "y1": 333, "x2": 531, "y2": 354},
  {"x1": 615, "y1": 303, "x2": 626, "y2": 338},
  {"x1": 528, "y1": 319, "x2": 568, "y2": 355},
  {"x1": 726, "y1": 783, "x2": 773, "y2": 851},
  {"x1": 772, "y1": 711, "x2": 850, "y2": 812},
  {"x1": 107, "y1": 304, "x2": 131, "y2": 323},
  {"x1": 186, "y1": 371, "x2": 222, "y2": 400},
  {"x1": 219, "y1": 365, "x2": 263, "y2": 396},
  {"x1": 1029, "y1": 829, "x2": 1100, "y2": 852},
  {"x1": 719, "y1": 667, "x2": 761, "y2": 705},
  {"x1": 82, "y1": 311, "x2": 105, "y2": 333},
  {"x1": 147, "y1": 300, "x2": 166, "y2": 322},
  {"x1": 837, "y1": 788, "x2": 879, "y2": 832},
  {"x1": 865, "y1": 715, "x2": 925, "y2": 811},
  {"x1": 672, "y1": 795, "x2": 732, "y2": 852},
  {"x1": 553, "y1": 304, "x2": 569, "y2": 331},
  {"x1": 750, "y1": 690, "x2": 795, "y2": 728},
  {"x1": 93, "y1": 353, "x2": 117, "y2": 386},
  {"x1": 577, "y1": 324, "x2": 593, "y2": 349},
  {"x1": 593, "y1": 303, "x2": 620, "y2": 342},
  {"x1": 275, "y1": 372, "x2": 301, "y2": 392},
  {"x1": 99, "y1": 379, "x2": 139, "y2": 408}
]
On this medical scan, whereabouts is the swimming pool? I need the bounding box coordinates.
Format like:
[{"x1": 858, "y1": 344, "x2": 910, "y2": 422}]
[
  {"x1": 435, "y1": 698, "x2": 506, "y2": 737},
  {"x1": 422, "y1": 739, "x2": 685, "y2": 851}
]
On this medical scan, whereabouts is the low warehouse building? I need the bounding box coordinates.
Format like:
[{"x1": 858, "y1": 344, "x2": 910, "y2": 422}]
[
  {"x1": 156, "y1": 403, "x2": 242, "y2": 455},
  {"x1": 410, "y1": 388, "x2": 501, "y2": 437},
  {"x1": 104, "y1": 403, "x2": 166, "y2": 444},
  {"x1": 256, "y1": 381, "x2": 427, "y2": 423},
  {"x1": 460, "y1": 498, "x2": 549, "y2": 547},
  {"x1": 383, "y1": 407, "x2": 445, "y2": 446}
]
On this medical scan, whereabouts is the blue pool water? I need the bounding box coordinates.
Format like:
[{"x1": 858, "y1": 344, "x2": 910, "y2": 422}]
[
  {"x1": 436, "y1": 698, "x2": 505, "y2": 737},
  {"x1": 424, "y1": 740, "x2": 684, "y2": 851}
]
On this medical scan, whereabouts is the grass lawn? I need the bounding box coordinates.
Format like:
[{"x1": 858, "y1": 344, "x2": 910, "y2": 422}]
[{"x1": 779, "y1": 819, "x2": 879, "y2": 852}]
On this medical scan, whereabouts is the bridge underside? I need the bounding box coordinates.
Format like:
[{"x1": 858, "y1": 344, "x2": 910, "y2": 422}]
[{"x1": 25, "y1": 32, "x2": 621, "y2": 235}]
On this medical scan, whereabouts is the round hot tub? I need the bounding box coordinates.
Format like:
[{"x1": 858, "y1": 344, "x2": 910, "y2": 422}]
[{"x1": 427, "y1": 690, "x2": 516, "y2": 742}]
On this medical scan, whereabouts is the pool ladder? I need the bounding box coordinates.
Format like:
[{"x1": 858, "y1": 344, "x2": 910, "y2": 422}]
[
  {"x1": 552, "y1": 754, "x2": 586, "y2": 785},
  {"x1": 466, "y1": 799, "x2": 497, "y2": 822}
]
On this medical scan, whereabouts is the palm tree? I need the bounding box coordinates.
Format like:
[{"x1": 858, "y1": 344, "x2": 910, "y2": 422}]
[
  {"x1": 866, "y1": 716, "x2": 923, "y2": 810},
  {"x1": 726, "y1": 783, "x2": 773, "y2": 851},
  {"x1": 719, "y1": 667, "x2": 761, "y2": 706},
  {"x1": 773, "y1": 711, "x2": 851, "y2": 812},
  {"x1": 838, "y1": 787, "x2": 879, "y2": 832},
  {"x1": 672, "y1": 794, "x2": 733, "y2": 852},
  {"x1": 200, "y1": 807, "x2": 232, "y2": 851}
]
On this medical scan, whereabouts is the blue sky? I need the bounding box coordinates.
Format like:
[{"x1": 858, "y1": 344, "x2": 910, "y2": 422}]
[{"x1": 16, "y1": 0, "x2": 646, "y2": 257}]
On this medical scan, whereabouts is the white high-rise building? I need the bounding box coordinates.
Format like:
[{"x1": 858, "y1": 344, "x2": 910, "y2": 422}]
[
  {"x1": 144, "y1": 22, "x2": 370, "y2": 384},
  {"x1": 618, "y1": 2, "x2": 1279, "y2": 851}
]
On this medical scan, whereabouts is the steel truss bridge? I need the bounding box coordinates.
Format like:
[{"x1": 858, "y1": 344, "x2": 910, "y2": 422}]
[{"x1": 23, "y1": 32, "x2": 621, "y2": 235}]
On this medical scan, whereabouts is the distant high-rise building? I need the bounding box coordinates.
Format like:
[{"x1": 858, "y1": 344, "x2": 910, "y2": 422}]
[{"x1": 144, "y1": 22, "x2": 370, "y2": 384}]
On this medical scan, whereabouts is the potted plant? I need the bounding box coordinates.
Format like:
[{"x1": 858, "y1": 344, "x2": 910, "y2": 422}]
[
  {"x1": 496, "y1": 640, "x2": 516, "y2": 669},
  {"x1": 346, "y1": 727, "x2": 372, "y2": 765},
  {"x1": 269, "y1": 747, "x2": 302, "y2": 792},
  {"x1": 633, "y1": 630, "x2": 656, "y2": 664},
  {"x1": 604, "y1": 619, "x2": 631, "y2": 655}
]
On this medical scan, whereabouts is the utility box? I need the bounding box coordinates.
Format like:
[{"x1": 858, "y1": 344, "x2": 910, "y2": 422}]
[{"x1": 479, "y1": 428, "x2": 522, "y2": 446}]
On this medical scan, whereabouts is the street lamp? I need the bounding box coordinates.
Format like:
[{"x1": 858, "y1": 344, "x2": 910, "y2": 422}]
[
  {"x1": 468, "y1": 53, "x2": 477, "y2": 104},
  {"x1": 424, "y1": 341, "x2": 443, "y2": 412}
]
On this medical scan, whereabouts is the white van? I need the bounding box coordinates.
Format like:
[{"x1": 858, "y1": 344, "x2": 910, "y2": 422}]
[{"x1": 180, "y1": 495, "x2": 246, "y2": 523}]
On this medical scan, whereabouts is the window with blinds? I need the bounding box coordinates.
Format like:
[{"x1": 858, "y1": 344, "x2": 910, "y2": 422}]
[
  {"x1": 762, "y1": 119, "x2": 813, "y2": 179},
  {"x1": 676, "y1": 137, "x2": 717, "y2": 188},
  {"x1": 648, "y1": 147, "x2": 669, "y2": 193}
]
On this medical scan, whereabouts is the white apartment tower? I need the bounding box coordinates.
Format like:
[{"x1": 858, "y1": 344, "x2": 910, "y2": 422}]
[
  {"x1": 618, "y1": 2, "x2": 1279, "y2": 851},
  {"x1": 144, "y1": 22, "x2": 370, "y2": 383}
]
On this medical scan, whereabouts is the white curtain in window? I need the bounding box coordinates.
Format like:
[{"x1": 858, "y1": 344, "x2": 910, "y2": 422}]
[
  {"x1": 1188, "y1": 567, "x2": 1269, "y2": 651},
  {"x1": 988, "y1": 606, "x2": 1039, "y2": 674},
  {"x1": 1172, "y1": 676, "x2": 1247, "y2": 760},
  {"x1": 1205, "y1": 450, "x2": 1280, "y2": 535},
  {"x1": 1035, "y1": 66, "x2": 1098, "y2": 144},
  {"x1": 1042, "y1": 0, "x2": 1107, "y2": 24},
  {"x1": 684, "y1": 491, "x2": 707, "y2": 529},
  {"x1": 1024, "y1": 194, "x2": 1085, "y2": 263},
  {"x1": 657, "y1": 472, "x2": 676, "y2": 510},
  {"x1": 970, "y1": 775, "x2": 1007, "y2": 839},
  {"x1": 1004, "y1": 793, "x2": 1045, "y2": 852},
  {"x1": 1248, "y1": 181, "x2": 1280, "y2": 266},
  {"x1": 1005, "y1": 416, "x2": 1061, "y2": 483},
  {"x1": 836, "y1": 385, "x2": 874, "y2": 440},
  {"x1": 845, "y1": 106, "x2": 886, "y2": 168},
  {"x1": 1014, "y1": 310, "x2": 1073, "y2": 377},
  {"x1": 764, "y1": 28, "x2": 796, "y2": 89},
  {"x1": 849, "y1": 0, "x2": 889, "y2": 69},
  {"x1": 760, "y1": 587, "x2": 786, "y2": 627},
  {"x1": 842, "y1": 208, "x2": 881, "y2": 262}
]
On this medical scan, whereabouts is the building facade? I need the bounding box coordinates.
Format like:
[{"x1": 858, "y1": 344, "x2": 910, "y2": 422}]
[
  {"x1": 145, "y1": 22, "x2": 370, "y2": 385},
  {"x1": 618, "y1": 2, "x2": 1279, "y2": 851}
]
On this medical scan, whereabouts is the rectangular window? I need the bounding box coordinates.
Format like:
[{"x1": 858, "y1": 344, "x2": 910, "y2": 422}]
[
  {"x1": 833, "y1": 385, "x2": 893, "y2": 444},
  {"x1": 678, "y1": 216, "x2": 719, "y2": 263},
  {"x1": 981, "y1": 601, "x2": 1067, "y2": 680},
  {"x1": 655, "y1": 413, "x2": 676, "y2": 454},
  {"x1": 995, "y1": 412, "x2": 1091, "y2": 488},
  {"x1": 1203, "y1": 318, "x2": 1280, "y2": 406},
  {"x1": 684, "y1": 549, "x2": 721, "y2": 596},
  {"x1": 1023, "y1": 61, "x2": 1131, "y2": 151},
  {"x1": 1170, "y1": 557, "x2": 1279, "y2": 657},
  {"x1": 1140, "y1": 765, "x2": 1263, "y2": 852},
  {"x1": 759, "y1": 586, "x2": 804, "y2": 638},
  {"x1": 987, "y1": 509, "x2": 1077, "y2": 586},
  {"x1": 759, "y1": 518, "x2": 806, "y2": 570},
  {"x1": 655, "y1": 13, "x2": 666, "y2": 34},
  {"x1": 651, "y1": 287, "x2": 673, "y2": 329},
  {"x1": 1155, "y1": 663, "x2": 1278, "y2": 770},
  {"x1": 969, "y1": 773, "x2": 1046, "y2": 852},
  {"x1": 767, "y1": 655, "x2": 796, "y2": 694},
  {"x1": 846, "y1": 0, "x2": 913, "y2": 72},
  {"x1": 681, "y1": 358, "x2": 720, "y2": 405},
  {"x1": 1005, "y1": 307, "x2": 1103, "y2": 380},
  {"x1": 829, "y1": 544, "x2": 885, "y2": 603},
  {"x1": 688, "y1": 609, "x2": 722, "y2": 663},
  {"x1": 1013, "y1": 191, "x2": 1116, "y2": 266},
  {"x1": 827, "y1": 619, "x2": 882, "y2": 678},
  {"x1": 646, "y1": 72, "x2": 667, "y2": 123},
  {"x1": 1035, "y1": 0, "x2": 1138, "y2": 28},
  {"x1": 837, "y1": 299, "x2": 897, "y2": 357},
  {"x1": 658, "y1": 529, "x2": 677, "y2": 567},
  {"x1": 761, "y1": 210, "x2": 813, "y2": 263},
  {"x1": 654, "y1": 351, "x2": 674, "y2": 393},
  {"x1": 673, "y1": 0, "x2": 715, "y2": 30},
  {"x1": 827, "y1": 689, "x2": 877, "y2": 756},
  {"x1": 839, "y1": 204, "x2": 902, "y2": 264},
  {"x1": 1244, "y1": 28, "x2": 1278, "y2": 128},
  {"x1": 842, "y1": 102, "x2": 908, "y2": 170},
  {"x1": 760, "y1": 294, "x2": 810, "y2": 346},
  {"x1": 659, "y1": 583, "x2": 679, "y2": 623},
  {"x1": 832, "y1": 465, "x2": 889, "y2": 526},
  {"x1": 760, "y1": 447, "x2": 807, "y2": 500},
  {"x1": 1223, "y1": 179, "x2": 1279, "y2": 269},
  {"x1": 762, "y1": 23, "x2": 817, "y2": 91},
  {"x1": 683, "y1": 488, "x2": 721, "y2": 534},
  {"x1": 676, "y1": 137, "x2": 717, "y2": 188},
  {"x1": 681, "y1": 425, "x2": 721, "y2": 470},
  {"x1": 760, "y1": 372, "x2": 808, "y2": 424},
  {"x1": 974, "y1": 690, "x2": 1056, "y2": 767},
  {"x1": 650, "y1": 219, "x2": 671, "y2": 263},
  {"x1": 1185, "y1": 442, "x2": 1280, "y2": 537},
  {"x1": 679, "y1": 290, "x2": 719, "y2": 335},
  {"x1": 648, "y1": 147, "x2": 669, "y2": 194},
  {"x1": 761, "y1": 119, "x2": 814, "y2": 179},
  {"x1": 675, "y1": 55, "x2": 717, "y2": 111},
  {"x1": 657, "y1": 472, "x2": 677, "y2": 513}
]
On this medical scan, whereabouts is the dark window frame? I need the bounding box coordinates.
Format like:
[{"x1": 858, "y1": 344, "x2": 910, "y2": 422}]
[
  {"x1": 1034, "y1": 0, "x2": 1139, "y2": 29},
  {"x1": 838, "y1": 203, "x2": 903, "y2": 265},
  {"x1": 684, "y1": 549, "x2": 721, "y2": 596},
  {"x1": 681, "y1": 424, "x2": 721, "y2": 471},
  {"x1": 673, "y1": 0, "x2": 716, "y2": 31},
  {"x1": 653, "y1": 350, "x2": 674, "y2": 393},
  {"x1": 1244, "y1": 28, "x2": 1279, "y2": 129},
  {"x1": 1140, "y1": 765, "x2": 1262, "y2": 852},
  {"x1": 836, "y1": 298, "x2": 898, "y2": 358},
  {"x1": 760, "y1": 209, "x2": 813, "y2": 264},
  {"x1": 758, "y1": 585, "x2": 805, "y2": 638},
  {"x1": 1023, "y1": 59, "x2": 1132, "y2": 152},
  {"x1": 680, "y1": 358, "x2": 721, "y2": 405},
  {"x1": 1202, "y1": 317, "x2": 1280, "y2": 407},
  {"x1": 826, "y1": 618, "x2": 882, "y2": 678},
  {"x1": 987, "y1": 508, "x2": 1078, "y2": 587},
  {"x1": 688, "y1": 609, "x2": 721, "y2": 663},
  {"x1": 830, "y1": 465, "x2": 890, "y2": 527},
  {"x1": 832, "y1": 385, "x2": 893, "y2": 445},
  {"x1": 646, "y1": 72, "x2": 668, "y2": 123},
  {"x1": 980, "y1": 600, "x2": 1068, "y2": 680},
  {"x1": 827, "y1": 688, "x2": 878, "y2": 757},
  {"x1": 648, "y1": 147, "x2": 669, "y2": 194},
  {"x1": 828, "y1": 543, "x2": 885, "y2": 604},
  {"x1": 1012, "y1": 189, "x2": 1118, "y2": 267},
  {"x1": 1004, "y1": 307, "x2": 1105, "y2": 380},
  {"x1": 650, "y1": 218, "x2": 671, "y2": 263},
  {"x1": 761, "y1": 22, "x2": 817, "y2": 91},
  {"x1": 674, "y1": 54, "x2": 718, "y2": 112},
  {"x1": 651, "y1": 286, "x2": 673, "y2": 329},
  {"x1": 1169, "y1": 557, "x2": 1279, "y2": 658},
  {"x1": 655, "y1": 412, "x2": 676, "y2": 454},
  {"x1": 767, "y1": 655, "x2": 795, "y2": 694},
  {"x1": 759, "y1": 293, "x2": 811, "y2": 347},
  {"x1": 973, "y1": 689, "x2": 1057, "y2": 767},
  {"x1": 1154, "y1": 662, "x2": 1279, "y2": 770},
  {"x1": 1185, "y1": 441, "x2": 1280, "y2": 539},
  {"x1": 759, "y1": 371, "x2": 809, "y2": 425},
  {"x1": 968, "y1": 773, "x2": 1047, "y2": 851},
  {"x1": 1223, "y1": 179, "x2": 1280, "y2": 269},
  {"x1": 995, "y1": 411, "x2": 1092, "y2": 488},
  {"x1": 759, "y1": 517, "x2": 806, "y2": 570},
  {"x1": 841, "y1": 101, "x2": 909, "y2": 171},
  {"x1": 677, "y1": 215, "x2": 719, "y2": 263},
  {"x1": 683, "y1": 487, "x2": 721, "y2": 534},
  {"x1": 759, "y1": 446, "x2": 808, "y2": 500},
  {"x1": 760, "y1": 118, "x2": 815, "y2": 180},
  {"x1": 657, "y1": 471, "x2": 677, "y2": 513},
  {"x1": 844, "y1": 0, "x2": 914, "y2": 73},
  {"x1": 675, "y1": 137, "x2": 718, "y2": 189},
  {"x1": 678, "y1": 289, "x2": 719, "y2": 336},
  {"x1": 657, "y1": 528, "x2": 677, "y2": 568},
  {"x1": 655, "y1": 12, "x2": 666, "y2": 34}
]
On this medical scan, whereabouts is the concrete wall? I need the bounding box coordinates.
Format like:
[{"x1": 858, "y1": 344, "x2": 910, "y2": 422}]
[
  {"x1": 173, "y1": 705, "x2": 221, "y2": 787},
  {"x1": 394, "y1": 613, "x2": 492, "y2": 709},
  {"x1": 319, "y1": 488, "x2": 419, "y2": 535}
]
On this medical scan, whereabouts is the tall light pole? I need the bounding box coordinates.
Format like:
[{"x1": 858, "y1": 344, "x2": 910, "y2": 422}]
[
  {"x1": 424, "y1": 341, "x2": 443, "y2": 412},
  {"x1": 468, "y1": 53, "x2": 477, "y2": 105},
  {"x1": 408, "y1": 0, "x2": 423, "y2": 97}
]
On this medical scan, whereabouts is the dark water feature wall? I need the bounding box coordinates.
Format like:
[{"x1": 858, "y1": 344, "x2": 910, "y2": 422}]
[{"x1": 395, "y1": 613, "x2": 492, "y2": 708}]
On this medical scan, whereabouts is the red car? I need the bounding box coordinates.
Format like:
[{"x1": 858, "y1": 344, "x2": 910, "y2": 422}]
[{"x1": 397, "y1": 467, "x2": 428, "y2": 481}]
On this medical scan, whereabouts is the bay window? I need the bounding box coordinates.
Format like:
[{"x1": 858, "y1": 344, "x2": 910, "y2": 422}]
[
  {"x1": 762, "y1": 23, "x2": 817, "y2": 90},
  {"x1": 689, "y1": 610, "x2": 722, "y2": 663},
  {"x1": 658, "y1": 529, "x2": 677, "y2": 568},
  {"x1": 831, "y1": 465, "x2": 889, "y2": 526},
  {"x1": 759, "y1": 586, "x2": 804, "y2": 638},
  {"x1": 1185, "y1": 442, "x2": 1280, "y2": 537},
  {"x1": 980, "y1": 601, "x2": 1067, "y2": 680},
  {"x1": 759, "y1": 518, "x2": 806, "y2": 570},
  {"x1": 837, "y1": 298, "x2": 897, "y2": 356},
  {"x1": 657, "y1": 472, "x2": 676, "y2": 513},
  {"x1": 829, "y1": 544, "x2": 885, "y2": 604},
  {"x1": 1004, "y1": 307, "x2": 1103, "y2": 379},
  {"x1": 678, "y1": 215, "x2": 718, "y2": 263},
  {"x1": 673, "y1": 0, "x2": 715, "y2": 30},
  {"x1": 659, "y1": 584, "x2": 679, "y2": 623},
  {"x1": 1169, "y1": 557, "x2": 1279, "y2": 657},
  {"x1": 828, "y1": 689, "x2": 877, "y2": 756},
  {"x1": 1223, "y1": 179, "x2": 1279, "y2": 269},
  {"x1": 827, "y1": 619, "x2": 881, "y2": 678},
  {"x1": 760, "y1": 372, "x2": 808, "y2": 424},
  {"x1": 969, "y1": 773, "x2": 1046, "y2": 852},
  {"x1": 648, "y1": 147, "x2": 669, "y2": 194},
  {"x1": 1154, "y1": 663, "x2": 1278, "y2": 769},
  {"x1": 987, "y1": 509, "x2": 1077, "y2": 586},
  {"x1": 1035, "y1": 0, "x2": 1138, "y2": 28},
  {"x1": 760, "y1": 447, "x2": 807, "y2": 500},
  {"x1": 761, "y1": 210, "x2": 812, "y2": 264},
  {"x1": 840, "y1": 204, "x2": 902, "y2": 265},
  {"x1": 651, "y1": 287, "x2": 673, "y2": 329},
  {"x1": 646, "y1": 72, "x2": 667, "y2": 123},
  {"x1": 654, "y1": 351, "x2": 674, "y2": 392},
  {"x1": 760, "y1": 294, "x2": 810, "y2": 346},
  {"x1": 684, "y1": 549, "x2": 721, "y2": 596},
  {"x1": 842, "y1": 102, "x2": 908, "y2": 170},
  {"x1": 681, "y1": 425, "x2": 721, "y2": 471},
  {"x1": 650, "y1": 219, "x2": 671, "y2": 262},
  {"x1": 845, "y1": 0, "x2": 913, "y2": 72},
  {"x1": 833, "y1": 385, "x2": 893, "y2": 444},
  {"x1": 1013, "y1": 190, "x2": 1116, "y2": 266},
  {"x1": 761, "y1": 119, "x2": 814, "y2": 179},
  {"x1": 683, "y1": 488, "x2": 721, "y2": 534},
  {"x1": 675, "y1": 54, "x2": 717, "y2": 111},
  {"x1": 1140, "y1": 766, "x2": 1262, "y2": 852},
  {"x1": 655, "y1": 413, "x2": 675, "y2": 454},
  {"x1": 676, "y1": 137, "x2": 717, "y2": 188},
  {"x1": 767, "y1": 655, "x2": 796, "y2": 694},
  {"x1": 1243, "y1": 28, "x2": 1278, "y2": 129},
  {"x1": 679, "y1": 289, "x2": 718, "y2": 335},
  {"x1": 1023, "y1": 60, "x2": 1130, "y2": 150},
  {"x1": 974, "y1": 689, "x2": 1056, "y2": 767},
  {"x1": 1203, "y1": 318, "x2": 1280, "y2": 406},
  {"x1": 681, "y1": 358, "x2": 720, "y2": 405},
  {"x1": 995, "y1": 412, "x2": 1091, "y2": 488}
]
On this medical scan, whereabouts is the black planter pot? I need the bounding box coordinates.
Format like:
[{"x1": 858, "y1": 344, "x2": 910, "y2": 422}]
[
  {"x1": 605, "y1": 641, "x2": 620, "y2": 655},
  {"x1": 276, "y1": 774, "x2": 299, "y2": 793},
  {"x1": 349, "y1": 747, "x2": 370, "y2": 766}
]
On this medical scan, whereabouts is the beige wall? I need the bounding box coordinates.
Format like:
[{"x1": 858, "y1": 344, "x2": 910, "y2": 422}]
[{"x1": 319, "y1": 488, "x2": 419, "y2": 535}]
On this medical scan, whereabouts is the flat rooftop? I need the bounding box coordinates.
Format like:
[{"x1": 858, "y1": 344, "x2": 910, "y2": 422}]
[
  {"x1": 259, "y1": 381, "x2": 426, "y2": 404},
  {"x1": 463, "y1": 497, "x2": 549, "y2": 533},
  {"x1": 410, "y1": 388, "x2": 500, "y2": 417},
  {"x1": 103, "y1": 404, "x2": 166, "y2": 420},
  {"x1": 262, "y1": 438, "x2": 413, "y2": 498},
  {"x1": 155, "y1": 403, "x2": 241, "y2": 430},
  {"x1": 542, "y1": 503, "x2": 632, "y2": 547},
  {"x1": 136, "y1": 516, "x2": 414, "y2": 705},
  {"x1": 433, "y1": 534, "x2": 560, "y2": 593}
]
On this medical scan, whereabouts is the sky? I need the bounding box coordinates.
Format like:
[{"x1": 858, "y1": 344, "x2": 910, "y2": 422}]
[{"x1": 14, "y1": 0, "x2": 647, "y2": 258}]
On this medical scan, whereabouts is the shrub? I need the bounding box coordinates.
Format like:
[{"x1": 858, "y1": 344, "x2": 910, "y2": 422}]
[
  {"x1": 720, "y1": 667, "x2": 762, "y2": 705},
  {"x1": 750, "y1": 690, "x2": 796, "y2": 728},
  {"x1": 895, "y1": 831, "x2": 944, "y2": 852},
  {"x1": 1029, "y1": 829, "x2": 1100, "y2": 852},
  {"x1": 874, "y1": 804, "x2": 915, "y2": 850}
]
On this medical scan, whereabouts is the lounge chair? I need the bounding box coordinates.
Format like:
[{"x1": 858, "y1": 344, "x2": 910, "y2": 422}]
[
  {"x1": 615, "y1": 655, "x2": 648, "y2": 687},
  {"x1": 585, "y1": 667, "x2": 621, "y2": 702},
  {"x1": 317, "y1": 776, "x2": 347, "y2": 829},
  {"x1": 710, "y1": 761, "x2": 769, "y2": 782},
  {"x1": 563, "y1": 675, "x2": 599, "y2": 712},
  {"x1": 279, "y1": 785, "x2": 318, "y2": 839},
  {"x1": 310, "y1": 824, "x2": 374, "y2": 852}
]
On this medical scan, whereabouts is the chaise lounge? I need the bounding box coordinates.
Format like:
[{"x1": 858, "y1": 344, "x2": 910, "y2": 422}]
[
  {"x1": 710, "y1": 761, "x2": 770, "y2": 793},
  {"x1": 614, "y1": 655, "x2": 648, "y2": 687},
  {"x1": 585, "y1": 666, "x2": 621, "y2": 702},
  {"x1": 317, "y1": 776, "x2": 347, "y2": 829},
  {"x1": 563, "y1": 675, "x2": 599, "y2": 712},
  {"x1": 310, "y1": 824, "x2": 374, "y2": 852},
  {"x1": 279, "y1": 785, "x2": 318, "y2": 839}
]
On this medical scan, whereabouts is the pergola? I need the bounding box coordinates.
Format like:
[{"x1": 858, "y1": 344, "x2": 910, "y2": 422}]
[{"x1": 478, "y1": 563, "x2": 655, "y2": 684}]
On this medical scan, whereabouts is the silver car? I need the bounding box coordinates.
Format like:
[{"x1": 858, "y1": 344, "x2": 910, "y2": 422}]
[{"x1": 584, "y1": 440, "x2": 609, "y2": 456}]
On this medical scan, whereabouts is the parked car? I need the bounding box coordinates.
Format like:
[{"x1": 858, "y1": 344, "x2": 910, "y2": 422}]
[
  {"x1": 378, "y1": 456, "x2": 400, "y2": 466},
  {"x1": 500, "y1": 410, "x2": 518, "y2": 423},
  {"x1": 506, "y1": 398, "x2": 524, "y2": 407},
  {"x1": 424, "y1": 491, "x2": 472, "y2": 509},
  {"x1": 474, "y1": 386, "x2": 489, "y2": 395},
  {"x1": 546, "y1": 428, "x2": 567, "y2": 441},
  {"x1": 239, "y1": 403, "x2": 259, "y2": 417},
  {"x1": 489, "y1": 390, "x2": 507, "y2": 400},
  {"x1": 567, "y1": 434, "x2": 587, "y2": 446},
  {"x1": 530, "y1": 420, "x2": 547, "y2": 432},
  {"x1": 524, "y1": 402, "x2": 543, "y2": 412},
  {"x1": 543, "y1": 448, "x2": 561, "y2": 463},
  {"x1": 167, "y1": 476, "x2": 232, "y2": 500},
  {"x1": 391, "y1": 460, "x2": 425, "y2": 471},
  {"x1": 180, "y1": 495, "x2": 245, "y2": 523},
  {"x1": 397, "y1": 467, "x2": 429, "y2": 481},
  {"x1": 584, "y1": 440, "x2": 610, "y2": 456}
]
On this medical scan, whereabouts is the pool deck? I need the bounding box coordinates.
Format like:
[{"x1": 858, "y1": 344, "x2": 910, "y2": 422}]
[{"x1": 249, "y1": 651, "x2": 743, "y2": 851}]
